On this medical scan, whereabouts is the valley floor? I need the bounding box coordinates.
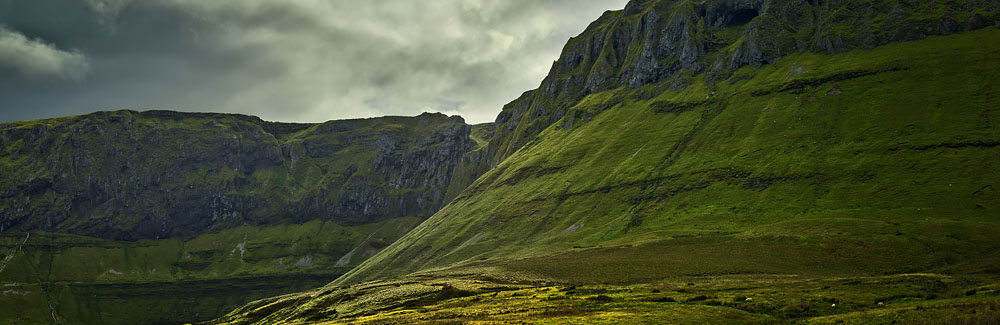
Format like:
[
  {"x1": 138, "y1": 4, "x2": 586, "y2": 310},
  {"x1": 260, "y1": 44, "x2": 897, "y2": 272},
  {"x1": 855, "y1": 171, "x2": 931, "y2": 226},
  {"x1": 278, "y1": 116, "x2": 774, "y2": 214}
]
[{"x1": 206, "y1": 270, "x2": 1000, "y2": 324}]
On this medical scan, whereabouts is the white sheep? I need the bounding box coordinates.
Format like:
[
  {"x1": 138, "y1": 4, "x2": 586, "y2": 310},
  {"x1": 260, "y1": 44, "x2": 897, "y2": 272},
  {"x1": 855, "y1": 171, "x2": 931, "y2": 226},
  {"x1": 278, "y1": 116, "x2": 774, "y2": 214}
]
[{"x1": 745, "y1": 297, "x2": 753, "y2": 302}]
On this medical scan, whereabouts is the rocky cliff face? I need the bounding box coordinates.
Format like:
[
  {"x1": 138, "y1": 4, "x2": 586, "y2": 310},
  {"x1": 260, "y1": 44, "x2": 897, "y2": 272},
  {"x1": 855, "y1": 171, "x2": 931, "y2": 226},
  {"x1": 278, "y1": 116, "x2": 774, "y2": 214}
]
[
  {"x1": 0, "y1": 110, "x2": 481, "y2": 240},
  {"x1": 483, "y1": 0, "x2": 1000, "y2": 168},
  {"x1": 336, "y1": 25, "x2": 1000, "y2": 286}
]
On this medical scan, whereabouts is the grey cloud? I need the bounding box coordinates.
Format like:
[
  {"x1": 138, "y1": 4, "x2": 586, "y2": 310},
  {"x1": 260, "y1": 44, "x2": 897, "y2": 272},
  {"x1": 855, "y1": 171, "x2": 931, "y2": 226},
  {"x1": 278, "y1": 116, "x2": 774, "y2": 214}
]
[
  {"x1": 0, "y1": 0, "x2": 628, "y2": 123},
  {"x1": 0, "y1": 26, "x2": 89, "y2": 81}
]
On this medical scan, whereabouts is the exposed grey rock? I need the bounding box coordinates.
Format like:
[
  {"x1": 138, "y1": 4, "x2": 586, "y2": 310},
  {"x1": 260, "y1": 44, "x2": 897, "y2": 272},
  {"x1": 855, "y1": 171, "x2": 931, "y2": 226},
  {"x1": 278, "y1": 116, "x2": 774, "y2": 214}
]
[
  {"x1": 0, "y1": 111, "x2": 485, "y2": 241},
  {"x1": 483, "y1": 0, "x2": 1000, "y2": 168}
]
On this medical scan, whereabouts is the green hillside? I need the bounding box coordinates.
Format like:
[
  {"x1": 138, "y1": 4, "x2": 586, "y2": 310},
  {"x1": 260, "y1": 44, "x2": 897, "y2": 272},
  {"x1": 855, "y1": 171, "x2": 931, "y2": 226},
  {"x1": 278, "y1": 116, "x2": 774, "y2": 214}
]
[
  {"x1": 206, "y1": 26, "x2": 1000, "y2": 325},
  {"x1": 482, "y1": 0, "x2": 1000, "y2": 174},
  {"x1": 201, "y1": 0, "x2": 1000, "y2": 322},
  {"x1": 0, "y1": 112, "x2": 488, "y2": 324},
  {"x1": 339, "y1": 27, "x2": 1000, "y2": 286},
  {"x1": 6, "y1": 0, "x2": 1000, "y2": 323},
  {"x1": 208, "y1": 272, "x2": 1000, "y2": 324}
]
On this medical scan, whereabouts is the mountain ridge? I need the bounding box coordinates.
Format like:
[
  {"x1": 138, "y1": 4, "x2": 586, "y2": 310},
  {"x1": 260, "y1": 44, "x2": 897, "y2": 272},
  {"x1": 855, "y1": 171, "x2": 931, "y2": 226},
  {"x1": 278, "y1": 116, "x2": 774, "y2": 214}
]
[
  {"x1": 480, "y1": 0, "x2": 1000, "y2": 175},
  {"x1": 151, "y1": 0, "x2": 1000, "y2": 322},
  {"x1": 3, "y1": 0, "x2": 1000, "y2": 323},
  {"x1": 334, "y1": 0, "x2": 1000, "y2": 285},
  {"x1": 216, "y1": 23, "x2": 1000, "y2": 322},
  {"x1": 0, "y1": 110, "x2": 495, "y2": 324},
  {"x1": 0, "y1": 110, "x2": 487, "y2": 240}
]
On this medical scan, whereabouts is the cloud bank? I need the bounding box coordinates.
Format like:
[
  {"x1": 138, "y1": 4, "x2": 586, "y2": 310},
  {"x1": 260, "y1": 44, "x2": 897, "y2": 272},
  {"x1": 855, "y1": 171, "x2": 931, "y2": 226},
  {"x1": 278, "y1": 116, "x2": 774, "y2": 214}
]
[
  {"x1": 0, "y1": 0, "x2": 628, "y2": 124},
  {"x1": 0, "y1": 26, "x2": 89, "y2": 81}
]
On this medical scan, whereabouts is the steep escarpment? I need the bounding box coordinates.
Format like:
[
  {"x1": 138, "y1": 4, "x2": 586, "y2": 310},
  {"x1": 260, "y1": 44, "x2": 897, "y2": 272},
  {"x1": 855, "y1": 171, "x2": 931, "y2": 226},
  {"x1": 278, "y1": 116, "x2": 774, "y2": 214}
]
[
  {"x1": 0, "y1": 110, "x2": 478, "y2": 241},
  {"x1": 483, "y1": 0, "x2": 1000, "y2": 169},
  {"x1": 336, "y1": 26, "x2": 1000, "y2": 285},
  {"x1": 0, "y1": 110, "x2": 492, "y2": 324},
  {"x1": 204, "y1": 1, "x2": 1000, "y2": 323},
  {"x1": 332, "y1": 0, "x2": 1000, "y2": 285}
]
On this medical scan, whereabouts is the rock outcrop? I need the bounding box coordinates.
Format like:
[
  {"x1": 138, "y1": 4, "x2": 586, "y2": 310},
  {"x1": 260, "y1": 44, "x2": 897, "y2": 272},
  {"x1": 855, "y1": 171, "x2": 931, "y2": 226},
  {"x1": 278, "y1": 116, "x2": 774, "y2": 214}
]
[
  {"x1": 484, "y1": 0, "x2": 1000, "y2": 167},
  {"x1": 0, "y1": 110, "x2": 483, "y2": 240}
]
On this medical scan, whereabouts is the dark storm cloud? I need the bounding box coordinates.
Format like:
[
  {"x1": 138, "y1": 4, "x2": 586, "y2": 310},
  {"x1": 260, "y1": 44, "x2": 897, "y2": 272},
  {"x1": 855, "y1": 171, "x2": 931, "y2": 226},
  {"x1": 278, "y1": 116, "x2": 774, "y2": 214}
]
[{"x1": 0, "y1": 0, "x2": 628, "y2": 123}]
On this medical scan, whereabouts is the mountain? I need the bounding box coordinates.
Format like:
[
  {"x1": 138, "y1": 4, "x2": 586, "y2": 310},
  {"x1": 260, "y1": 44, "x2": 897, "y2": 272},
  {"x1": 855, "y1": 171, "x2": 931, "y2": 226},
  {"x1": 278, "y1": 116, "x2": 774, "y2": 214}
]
[
  {"x1": 208, "y1": 0, "x2": 1000, "y2": 323},
  {"x1": 5, "y1": 0, "x2": 1000, "y2": 323},
  {"x1": 483, "y1": 0, "x2": 1000, "y2": 171},
  {"x1": 0, "y1": 111, "x2": 491, "y2": 324},
  {"x1": 337, "y1": 0, "x2": 1000, "y2": 285},
  {"x1": 1, "y1": 110, "x2": 483, "y2": 240}
]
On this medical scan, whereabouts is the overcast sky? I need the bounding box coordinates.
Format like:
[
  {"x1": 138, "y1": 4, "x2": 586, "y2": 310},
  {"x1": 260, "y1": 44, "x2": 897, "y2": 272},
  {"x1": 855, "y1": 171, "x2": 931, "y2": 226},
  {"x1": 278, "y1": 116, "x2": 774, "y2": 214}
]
[{"x1": 0, "y1": 0, "x2": 628, "y2": 124}]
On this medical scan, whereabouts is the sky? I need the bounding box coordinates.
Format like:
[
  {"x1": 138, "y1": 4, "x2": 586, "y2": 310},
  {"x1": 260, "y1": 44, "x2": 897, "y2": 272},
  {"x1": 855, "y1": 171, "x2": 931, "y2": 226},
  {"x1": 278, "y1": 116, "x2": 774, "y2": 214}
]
[{"x1": 0, "y1": 0, "x2": 629, "y2": 124}]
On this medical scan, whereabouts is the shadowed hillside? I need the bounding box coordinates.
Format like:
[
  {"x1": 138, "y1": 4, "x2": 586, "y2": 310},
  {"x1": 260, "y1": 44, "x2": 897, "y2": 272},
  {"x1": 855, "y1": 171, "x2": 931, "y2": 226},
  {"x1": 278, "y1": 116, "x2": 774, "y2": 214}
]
[
  {"x1": 0, "y1": 111, "x2": 493, "y2": 324},
  {"x1": 1, "y1": 111, "x2": 481, "y2": 240}
]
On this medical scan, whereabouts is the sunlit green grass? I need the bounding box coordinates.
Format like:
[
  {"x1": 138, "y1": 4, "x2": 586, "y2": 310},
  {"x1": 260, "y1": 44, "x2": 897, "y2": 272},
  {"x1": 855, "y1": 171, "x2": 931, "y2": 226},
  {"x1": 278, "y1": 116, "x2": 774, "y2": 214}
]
[
  {"x1": 205, "y1": 271, "x2": 1000, "y2": 324},
  {"x1": 339, "y1": 27, "x2": 1000, "y2": 285}
]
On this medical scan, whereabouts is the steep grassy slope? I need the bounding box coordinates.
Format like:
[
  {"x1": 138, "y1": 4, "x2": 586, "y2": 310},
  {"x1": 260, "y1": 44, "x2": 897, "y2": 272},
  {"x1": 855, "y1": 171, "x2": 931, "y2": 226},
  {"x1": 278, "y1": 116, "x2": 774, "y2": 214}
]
[
  {"x1": 206, "y1": 26, "x2": 1000, "y2": 325},
  {"x1": 206, "y1": 1, "x2": 999, "y2": 322},
  {"x1": 338, "y1": 27, "x2": 1000, "y2": 285},
  {"x1": 483, "y1": 0, "x2": 1000, "y2": 172}
]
